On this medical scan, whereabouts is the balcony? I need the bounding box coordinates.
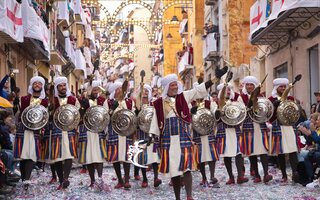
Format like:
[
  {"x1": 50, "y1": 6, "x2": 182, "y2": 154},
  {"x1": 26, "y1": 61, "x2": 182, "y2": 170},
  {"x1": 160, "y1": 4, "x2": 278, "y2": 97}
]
[
  {"x1": 50, "y1": 27, "x2": 68, "y2": 65},
  {"x1": 250, "y1": 0, "x2": 320, "y2": 49},
  {"x1": 19, "y1": 0, "x2": 50, "y2": 61},
  {"x1": 203, "y1": 32, "x2": 219, "y2": 61},
  {"x1": 0, "y1": 0, "x2": 23, "y2": 43},
  {"x1": 205, "y1": 0, "x2": 218, "y2": 6}
]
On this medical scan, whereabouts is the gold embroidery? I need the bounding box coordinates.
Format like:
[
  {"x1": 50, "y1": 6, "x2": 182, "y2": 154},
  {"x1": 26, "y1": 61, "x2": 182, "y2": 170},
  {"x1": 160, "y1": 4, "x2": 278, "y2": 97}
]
[{"x1": 30, "y1": 97, "x2": 41, "y2": 106}]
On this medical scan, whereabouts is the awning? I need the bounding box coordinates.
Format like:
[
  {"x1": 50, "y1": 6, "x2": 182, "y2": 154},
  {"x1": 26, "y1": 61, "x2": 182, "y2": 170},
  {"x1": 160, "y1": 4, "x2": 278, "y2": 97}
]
[
  {"x1": 250, "y1": 0, "x2": 320, "y2": 45},
  {"x1": 0, "y1": 0, "x2": 23, "y2": 43}
]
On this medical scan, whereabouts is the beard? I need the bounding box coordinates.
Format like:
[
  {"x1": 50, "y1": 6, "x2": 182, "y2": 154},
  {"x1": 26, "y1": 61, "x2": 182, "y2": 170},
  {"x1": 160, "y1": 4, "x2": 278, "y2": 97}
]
[
  {"x1": 58, "y1": 89, "x2": 66, "y2": 96},
  {"x1": 32, "y1": 87, "x2": 42, "y2": 93}
]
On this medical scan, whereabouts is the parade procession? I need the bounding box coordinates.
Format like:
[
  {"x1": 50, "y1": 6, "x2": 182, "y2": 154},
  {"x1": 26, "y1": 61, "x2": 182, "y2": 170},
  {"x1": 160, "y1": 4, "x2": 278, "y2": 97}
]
[{"x1": 0, "y1": 0, "x2": 320, "y2": 199}]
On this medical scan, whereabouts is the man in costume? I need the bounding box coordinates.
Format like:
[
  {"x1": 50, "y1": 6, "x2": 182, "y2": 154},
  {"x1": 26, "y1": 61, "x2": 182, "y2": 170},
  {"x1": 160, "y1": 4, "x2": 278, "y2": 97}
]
[
  {"x1": 135, "y1": 84, "x2": 162, "y2": 188},
  {"x1": 44, "y1": 77, "x2": 80, "y2": 190},
  {"x1": 149, "y1": 73, "x2": 222, "y2": 200},
  {"x1": 14, "y1": 76, "x2": 48, "y2": 190},
  {"x1": 240, "y1": 76, "x2": 272, "y2": 183},
  {"x1": 78, "y1": 80, "x2": 108, "y2": 189},
  {"x1": 268, "y1": 78, "x2": 299, "y2": 183},
  {"x1": 106, "y1": 81, "x2": 135, "y2": 189},
  {"x1": 190, "y1": 83, "x2": 219, "y2": 187},
  {"x1": 215, "y1": 83, "x2": 249, "y2": 185}
]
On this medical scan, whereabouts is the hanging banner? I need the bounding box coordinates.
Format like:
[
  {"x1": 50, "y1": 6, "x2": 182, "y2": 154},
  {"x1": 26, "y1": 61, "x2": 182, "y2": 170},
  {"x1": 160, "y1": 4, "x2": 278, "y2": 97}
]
[
  {"x1": 21, "y1": 0, "x2": 50, "y2": 54},
  {"x1": 0, "y1": 0, "x2": 23, "y2": 42}
]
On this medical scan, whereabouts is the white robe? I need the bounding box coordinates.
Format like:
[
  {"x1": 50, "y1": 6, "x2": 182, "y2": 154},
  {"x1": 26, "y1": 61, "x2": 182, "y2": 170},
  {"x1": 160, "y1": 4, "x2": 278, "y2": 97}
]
[
  {"x1": 110, "y1": 99, "x2": 135, "y2": 163},
  {"x1": 149, "y1": 83, "x2": 208, "y2": 177},
  {"x1": 197, "y1": 101, "x2": 218, "y2": 162},
  {"x1": 83, "y1": 99, "x2": 109, "y2": 164},
  {"x1": 50, "y1": 97, "x2": 81, "y2": 163},
  {"x1": 238, "y1": 95, "x2": 269, "y2": 156}
]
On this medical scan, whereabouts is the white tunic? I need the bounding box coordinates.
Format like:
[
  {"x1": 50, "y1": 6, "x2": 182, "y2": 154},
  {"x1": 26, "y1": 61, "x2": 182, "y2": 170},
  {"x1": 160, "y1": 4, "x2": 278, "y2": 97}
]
[
  {"x1": 84, "y1": 99, "x2": 109, "y2": 164},
  {"x1": 20, "y1": 97, "x2": 43, "y2": 162},
  {"x1": 271, "y1": 96, "x2": 298, "y2": 154},
  {"x1": 50, "y1": 97, "x2": 81, "y2": 163},
  {"x1": 110, "y1": 99, "x2": 135, "y2": 163},
  {"x1": 149, "y1": 83, "x2": 208, "y2": 177},
  {"x1": 198, "y1": 101, "x2": 218, "y2": 162},
  {"x1": 238, "y1": 95, "x2": 269, "y2": 156}
]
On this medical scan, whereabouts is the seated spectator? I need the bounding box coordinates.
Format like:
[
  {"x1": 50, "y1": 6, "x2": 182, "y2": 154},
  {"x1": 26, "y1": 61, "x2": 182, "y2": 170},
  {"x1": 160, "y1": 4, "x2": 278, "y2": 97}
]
[
  {"x1": 298, "y1": 113, "x2": 320, "y2": 188},
  {"x1": 0, "y1": 110, "x2": 19, "y2": 181}
]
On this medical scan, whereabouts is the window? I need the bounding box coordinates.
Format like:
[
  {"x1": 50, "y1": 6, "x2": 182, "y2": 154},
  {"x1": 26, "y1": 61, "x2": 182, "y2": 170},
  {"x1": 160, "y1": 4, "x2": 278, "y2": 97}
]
[
  {"x1": 274, "y1": 62, "x2": 288, "y2": 78},
  {"x1": 309, "y1": 45, "x2": 319, "y2": 104}
]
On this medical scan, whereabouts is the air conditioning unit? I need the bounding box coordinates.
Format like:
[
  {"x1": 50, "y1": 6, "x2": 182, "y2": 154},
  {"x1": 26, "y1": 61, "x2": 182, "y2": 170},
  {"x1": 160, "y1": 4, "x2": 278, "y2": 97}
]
[
  {"x1": 205, "y1": 51, "x2": 220, "y2": 61},
  {"x1": 205, "y1": 0, "x2": 218, "y2": 6}
]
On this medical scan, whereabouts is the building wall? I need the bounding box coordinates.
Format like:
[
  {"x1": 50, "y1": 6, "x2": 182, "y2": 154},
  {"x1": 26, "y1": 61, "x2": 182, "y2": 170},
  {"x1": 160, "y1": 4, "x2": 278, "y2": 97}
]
[
  {"x1": 228, "y1": 0, "x2": 256, "y2": 67},
  {"x1": 163, "y1": 5, "x2": 182, "y2": 76},
  {"x1": 264, "y1": 34, "x2": 320, "y2": 114},
  {"x1": 189, "y1": 0, "x2": 204, "y2": 77},
  {"x1": 131, "y1": 8, "x2": 153, "y2": 86},
  {"x1": 0, "y1": 45, "x2": 32, "y2": 96}
]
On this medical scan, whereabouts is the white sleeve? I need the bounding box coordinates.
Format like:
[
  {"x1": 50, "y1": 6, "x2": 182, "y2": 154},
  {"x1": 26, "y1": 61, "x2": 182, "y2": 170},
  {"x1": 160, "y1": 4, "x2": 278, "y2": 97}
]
[
  {"x1": 74, "y1": 98, "x2": 81, "y2": 109},
  {"x1": 183, "y1": 83, "x2": 208, "y2": 104},
  {"x1": 149, "y1": 109, "x2": 160, "y2": 136},
  {"x1": 210, "y1": 101, "x2": 218, "y2": 114},
  {"x1": 103, "y1": 99, "x2": 109, "y2": 113}
]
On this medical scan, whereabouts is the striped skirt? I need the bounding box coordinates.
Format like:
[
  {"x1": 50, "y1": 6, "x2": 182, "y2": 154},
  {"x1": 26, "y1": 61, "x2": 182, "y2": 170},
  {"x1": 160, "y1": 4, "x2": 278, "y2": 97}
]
[
  {"x1": 78, "y1": 124, "x2": 107, "y2": 164},
  {"x1": 136, "y1": 129, "x2": 160, "y2": 165},
  {"x1": 105, "y1": 123, "x2": 133, "y2": 163},
  {"x1": 14, "y1": 122, "x2": 41, "y2": 162},
  {"x1": 193, "y1": 130, "x2": 219, "y2": 164},
  {"x1": 159, "y1": 117, "x2": 196, "y2": 178}
]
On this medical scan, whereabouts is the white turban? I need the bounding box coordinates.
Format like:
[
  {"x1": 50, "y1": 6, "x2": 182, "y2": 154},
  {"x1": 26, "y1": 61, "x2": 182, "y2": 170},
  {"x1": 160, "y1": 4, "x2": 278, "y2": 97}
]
[
  {"x1": 92, "y1": 80, "x2": 101, "y2": 88},
  {"x1": 242, "y1": 76, "x2": 259, "y2": 95},
  {"x1": 144, "y1": 84, "x2": 152, "y2": 102},
  {"x1": 108, "y1": 81, "x2": 123, "y2": 99},
  {"x1": 217, "y1": 82, "x2": 234, "y2": 100},
  {"x1": 160, "y1": 74, "x2": 183, "y2": 98},
  {"x1": 28, "y1": 76, "x2": 45, "y2": 99},
  {"x1": 272, "y1": 78, "x2": 289, "y2": 98},
  {"x1": 54, "y1": 76, "x2": 71, "y2": 97}
]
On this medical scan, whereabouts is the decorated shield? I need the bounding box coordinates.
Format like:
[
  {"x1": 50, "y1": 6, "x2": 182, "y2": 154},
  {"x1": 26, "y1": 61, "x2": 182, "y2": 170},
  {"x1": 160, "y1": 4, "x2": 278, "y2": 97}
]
[
  {"x1": 21, "y1": 105, "x2": 49, "y2": 130},
  {"x1": 84, "y1": 105, "x2": 109, "y2": 133},
  {"x1": 53, "y1": 104, "x2": 80, "y2": 131},
  {"x1": 111, "y1": 109, "x2": 137, "y2": 137},
  {"x1": 221, "y1": 101, "x2": 247, "y2": 126}
]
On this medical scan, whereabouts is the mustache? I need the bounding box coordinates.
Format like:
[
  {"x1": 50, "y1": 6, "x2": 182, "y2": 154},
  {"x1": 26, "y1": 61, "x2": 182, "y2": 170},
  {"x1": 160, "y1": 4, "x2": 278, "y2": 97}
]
[{"x1": 32, "y1": 87, "x2": 42, "y2": 92}]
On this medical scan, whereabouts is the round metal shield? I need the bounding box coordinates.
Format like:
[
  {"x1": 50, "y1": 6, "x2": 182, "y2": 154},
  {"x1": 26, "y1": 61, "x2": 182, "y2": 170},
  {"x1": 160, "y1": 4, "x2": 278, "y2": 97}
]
[
  {"x1": 221, "y1": 101, "x2": 247, "y2": 126},
  {"x1": 21, "y1": 105, "x2": 49, "y2": 130},
  {"x1": 137, "y1": 105, "x2": 154, "y2": 133},
  {"x1": 192, "y1": 108, "x2": 215, "y2": 136},
  {"x1": 53, "y1": 104, "x2": 80, "y2": 131},
  {"x1": 248, "y1": 97, "x2": 274, "y2": 124},
  {"x1": 277, "y1": 100, "x2": 300, "y2": 126},
  {"x1": 111, "y1": 109, "x2": 137, "y2": 137},
  {"x1": 84, "y1": 105, "x2": 109, "y2": 133}
]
